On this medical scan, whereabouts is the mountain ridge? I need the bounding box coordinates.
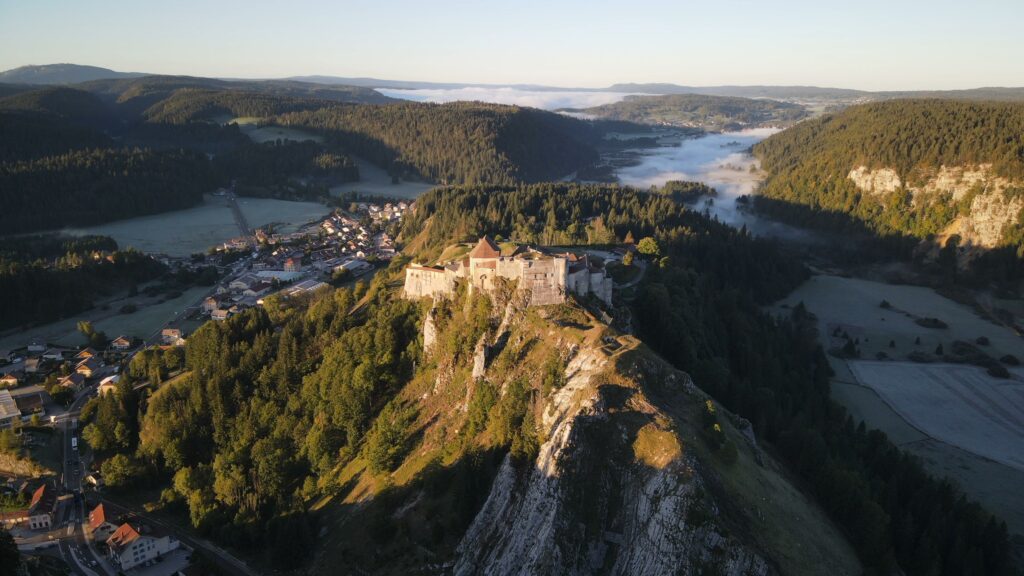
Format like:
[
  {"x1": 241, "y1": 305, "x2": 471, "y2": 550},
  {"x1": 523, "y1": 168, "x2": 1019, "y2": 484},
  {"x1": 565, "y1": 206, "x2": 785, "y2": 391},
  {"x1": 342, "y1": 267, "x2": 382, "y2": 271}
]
[{"x1": 7, "y1": 64, "x2": 1024, "y2": 103}]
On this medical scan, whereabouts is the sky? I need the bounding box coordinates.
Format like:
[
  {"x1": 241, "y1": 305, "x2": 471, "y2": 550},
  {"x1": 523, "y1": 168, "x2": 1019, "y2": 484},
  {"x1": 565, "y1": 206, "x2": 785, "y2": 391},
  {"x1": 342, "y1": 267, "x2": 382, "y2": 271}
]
[{"x1": 1, "y1": 0, "x2": 1022, "y2": 91}]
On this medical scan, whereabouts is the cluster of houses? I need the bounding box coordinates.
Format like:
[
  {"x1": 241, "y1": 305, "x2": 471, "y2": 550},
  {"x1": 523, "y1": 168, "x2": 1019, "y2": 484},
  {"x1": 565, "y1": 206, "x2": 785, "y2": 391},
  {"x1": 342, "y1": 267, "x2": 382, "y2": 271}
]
[
  {"x1": 315, "y1": 208, "x2": 399, "y2": 263},
  {"x1": 89, "y1": 503, "x2": 180, "y2": 570},
  {"x1": 202, "y1": 207, "x2": 401, "y2": 319},
  {"x1": 362, "y1": 200, "x2": 410, "y2": 225},
  {"x1": 56, "y1": 347, "x2": 112, "y2": 393},
  {"x1": 0, "y1": 486, "x2": 183, "y2": 569}
]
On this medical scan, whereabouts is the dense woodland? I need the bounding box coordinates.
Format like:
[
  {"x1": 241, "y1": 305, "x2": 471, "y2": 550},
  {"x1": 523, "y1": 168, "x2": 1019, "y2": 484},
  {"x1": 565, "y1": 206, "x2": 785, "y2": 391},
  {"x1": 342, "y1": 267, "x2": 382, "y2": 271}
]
[
  {"x1": 576, "y1": 93, "x2": 807, "y2": 131},
  {"x1": 0, "y1": 147, "x2": 218, "y2": 233},
  {"x1": 0, "y1": 235, "x2": 166, "y2": 331},
  {"x1": 0, "y1": 79, "x2": 609, "y2": 236},
  {"x1": 276, "y1": 102, "x2": 599, "y2": 184},
  {"x1": 213, "y1": 140, "x2": 360, "y2": 199},
  {"x1": 141, "y1": 89, "x2": 332, "y2": 124}
]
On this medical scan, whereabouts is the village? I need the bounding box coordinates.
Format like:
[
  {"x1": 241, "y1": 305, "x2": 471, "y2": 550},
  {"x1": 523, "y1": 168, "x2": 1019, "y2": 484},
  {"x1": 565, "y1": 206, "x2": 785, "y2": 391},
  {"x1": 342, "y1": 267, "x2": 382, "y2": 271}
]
[
  {"x1": 0, "y1": 198, "x2": 411, "y2": 576},
  {"x1": 197, "y1": 200, "x2": 405, "y2": 322}
]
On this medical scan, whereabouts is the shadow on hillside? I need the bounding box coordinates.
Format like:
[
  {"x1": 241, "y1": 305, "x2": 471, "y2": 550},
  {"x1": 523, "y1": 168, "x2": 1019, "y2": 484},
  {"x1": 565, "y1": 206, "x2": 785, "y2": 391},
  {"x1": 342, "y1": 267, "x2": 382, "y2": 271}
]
[
  {"x1": 312, "y1": 447, "x2": 506, "y2": 574},
  {"x1": 753, "y1": 196, "x2": 1024, "y2": 290}
]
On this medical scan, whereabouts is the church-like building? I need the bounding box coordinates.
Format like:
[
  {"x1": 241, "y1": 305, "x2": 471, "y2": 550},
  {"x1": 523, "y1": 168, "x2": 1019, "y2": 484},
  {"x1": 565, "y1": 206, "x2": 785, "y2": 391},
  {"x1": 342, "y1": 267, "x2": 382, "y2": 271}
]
[{"x1": 403, "y1": 236, "x2": 613, "y2": 306}]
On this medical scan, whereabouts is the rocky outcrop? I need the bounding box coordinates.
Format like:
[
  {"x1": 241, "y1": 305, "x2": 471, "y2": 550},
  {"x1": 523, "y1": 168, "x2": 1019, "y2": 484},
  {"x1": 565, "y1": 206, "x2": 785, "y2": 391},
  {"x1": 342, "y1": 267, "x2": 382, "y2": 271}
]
[
  {"x1": 848, "y1": 164, "x2": 1023, "y2": 248},
  {"x1": 422, "y1": 307, "x2": 438, "y2": 354},
  {"x1": 471, "y1": 334, "x2": 489, "y2": 381},
  {"x1": 848, "y1": 166, "x2": 901, "y2": 195},
  {"x1": 453, "y1": 341, "x2": 772, "y2": 576},
  {"x1": 963, "y1": 192, "x2": 1024, "y2": 248}
]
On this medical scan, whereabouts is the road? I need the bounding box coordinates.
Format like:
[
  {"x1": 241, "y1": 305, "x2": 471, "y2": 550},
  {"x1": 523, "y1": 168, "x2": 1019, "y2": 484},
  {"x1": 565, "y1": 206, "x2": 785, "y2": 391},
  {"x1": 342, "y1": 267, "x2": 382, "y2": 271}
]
[{"x1": 226, "y1": 192, "x2": 255, "y2": 249}]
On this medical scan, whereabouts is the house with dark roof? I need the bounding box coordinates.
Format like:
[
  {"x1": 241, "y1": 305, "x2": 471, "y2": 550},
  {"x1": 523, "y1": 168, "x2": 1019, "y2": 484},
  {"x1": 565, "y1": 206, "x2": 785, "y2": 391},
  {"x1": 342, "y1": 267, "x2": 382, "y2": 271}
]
[
  {"x1": 13, "y1": 393, "x2": 43, "y2": 417},
  {"x1": 75, "y1": 347, "x2": 99, "y2": 360},
  {"x1": 76, "y1": 356, "x2": 101, "y2": 378}
]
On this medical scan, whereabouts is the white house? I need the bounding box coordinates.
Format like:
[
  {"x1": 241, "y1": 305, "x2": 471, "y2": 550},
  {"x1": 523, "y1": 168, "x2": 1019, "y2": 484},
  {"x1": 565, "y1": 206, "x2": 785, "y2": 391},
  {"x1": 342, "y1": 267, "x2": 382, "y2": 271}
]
[{"x1": 107, "y1": 522, "x2": 180, "y2": 570}]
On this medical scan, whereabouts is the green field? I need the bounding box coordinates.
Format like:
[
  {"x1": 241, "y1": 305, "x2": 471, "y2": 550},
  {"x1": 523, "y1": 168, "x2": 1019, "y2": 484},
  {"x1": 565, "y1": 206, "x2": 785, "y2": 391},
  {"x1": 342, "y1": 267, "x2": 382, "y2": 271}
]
[
  {"x1": 231, "y1": 116, "x2": 325, "y2": 143},
  {"x1": 0, "y1": 285, "x2": 210, "y2": 350},
  {"x1": 64, "y1": 195, "x2": 330, "y2": 257},
  {"x1": 330, "y1": 156, "x2": 435, "y2": 199}
]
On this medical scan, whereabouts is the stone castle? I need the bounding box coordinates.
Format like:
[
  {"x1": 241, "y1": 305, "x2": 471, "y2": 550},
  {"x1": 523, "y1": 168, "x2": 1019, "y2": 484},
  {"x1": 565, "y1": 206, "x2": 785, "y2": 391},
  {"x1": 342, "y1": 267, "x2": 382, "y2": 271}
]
[{"x1": 404, "y1": 236, "x2": 613, "y2": 306}]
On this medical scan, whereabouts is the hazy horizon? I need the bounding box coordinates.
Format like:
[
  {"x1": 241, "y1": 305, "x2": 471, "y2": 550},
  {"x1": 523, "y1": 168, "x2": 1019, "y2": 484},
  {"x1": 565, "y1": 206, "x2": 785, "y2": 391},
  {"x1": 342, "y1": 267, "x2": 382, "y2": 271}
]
[{"x1": 2, "y1": 0, "x2": 1022, "y2": 92}]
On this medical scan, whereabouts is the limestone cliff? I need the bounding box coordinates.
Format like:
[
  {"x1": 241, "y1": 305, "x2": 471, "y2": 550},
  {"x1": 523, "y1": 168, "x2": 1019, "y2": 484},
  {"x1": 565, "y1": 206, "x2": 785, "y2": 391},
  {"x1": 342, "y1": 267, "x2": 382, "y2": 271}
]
[{"x1": 847, "y1": 164, "x2": 1024, "y2": 249}]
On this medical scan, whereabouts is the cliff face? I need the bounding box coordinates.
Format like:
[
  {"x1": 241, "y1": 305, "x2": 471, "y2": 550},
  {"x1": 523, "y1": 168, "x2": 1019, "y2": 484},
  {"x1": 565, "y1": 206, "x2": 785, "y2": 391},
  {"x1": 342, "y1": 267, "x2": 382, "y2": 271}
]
[
  {"x1": 314, "y1": 296, "x2": 860, "y2": 576},
  {"x1": 847, "y1": 164, "x2": 1023, "y2": 248},
  {"x1": 454, "y1": 340, "x2": 771, "y2": 576}
]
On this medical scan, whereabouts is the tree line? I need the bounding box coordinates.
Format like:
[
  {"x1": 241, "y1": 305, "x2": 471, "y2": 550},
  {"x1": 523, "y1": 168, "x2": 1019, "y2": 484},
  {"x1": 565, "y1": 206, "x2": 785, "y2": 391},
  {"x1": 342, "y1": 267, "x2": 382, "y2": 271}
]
[{"x1": 0, "y1": 234, "x2": 166, "y2": 331}]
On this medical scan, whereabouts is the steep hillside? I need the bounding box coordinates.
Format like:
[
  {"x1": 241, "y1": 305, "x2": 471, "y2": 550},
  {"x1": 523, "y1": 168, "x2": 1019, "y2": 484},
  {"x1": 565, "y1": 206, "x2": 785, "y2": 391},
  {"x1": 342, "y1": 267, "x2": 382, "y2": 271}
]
[
  {"x1": 277, "y1": 102, "x2": 599, "y2": 184},
  {"x1": 573, "y1": 94, "x2": 807, "y2": 131},
  {"x1": 752, "y1": 100, "x2": 1024, "y2": 254},
  {"x1": 310, "y1": 287, "x2": 859, "y2": 575}
]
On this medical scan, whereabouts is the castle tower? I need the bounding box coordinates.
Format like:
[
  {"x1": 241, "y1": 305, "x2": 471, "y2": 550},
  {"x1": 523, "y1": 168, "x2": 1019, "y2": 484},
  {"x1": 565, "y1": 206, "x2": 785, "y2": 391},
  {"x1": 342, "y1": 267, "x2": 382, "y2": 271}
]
[{"x1": 467, "y1": 235, "x2": 501, "y2": 293}]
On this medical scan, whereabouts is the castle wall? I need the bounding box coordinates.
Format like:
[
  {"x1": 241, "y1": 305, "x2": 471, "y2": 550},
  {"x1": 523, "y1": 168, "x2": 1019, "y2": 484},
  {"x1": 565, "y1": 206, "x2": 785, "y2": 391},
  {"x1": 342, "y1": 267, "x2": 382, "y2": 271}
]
[
  {"x1": 404, "y1": 267, "x2": 456, "y2": 300},
  {"x1": 521, "y1": 258, "x2": 567, "y2": 306},
  {"x1": 405, "y1": 244, "x2": 613, "y2": 308}
]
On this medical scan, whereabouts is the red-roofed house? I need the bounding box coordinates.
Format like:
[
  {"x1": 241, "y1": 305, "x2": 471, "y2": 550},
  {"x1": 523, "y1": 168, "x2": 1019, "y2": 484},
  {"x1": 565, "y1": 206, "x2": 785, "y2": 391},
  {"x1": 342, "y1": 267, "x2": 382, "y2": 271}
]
[
  {"x1": 27, "y1": 483, "x2": 56, "y2": 530},
  {"x1": 88, "y1": 503, "x2": 118, "y2": 541},
  {"x1": 107, "y1": 521, "x2": 180, "y2": 570}
]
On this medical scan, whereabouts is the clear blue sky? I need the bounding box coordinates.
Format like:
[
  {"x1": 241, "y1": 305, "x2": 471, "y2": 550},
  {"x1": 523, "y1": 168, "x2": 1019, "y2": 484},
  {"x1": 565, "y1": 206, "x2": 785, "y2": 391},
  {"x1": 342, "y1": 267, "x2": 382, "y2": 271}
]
[{"x1": 1, "y1": 0, "x2": 1021, "y2": 90}]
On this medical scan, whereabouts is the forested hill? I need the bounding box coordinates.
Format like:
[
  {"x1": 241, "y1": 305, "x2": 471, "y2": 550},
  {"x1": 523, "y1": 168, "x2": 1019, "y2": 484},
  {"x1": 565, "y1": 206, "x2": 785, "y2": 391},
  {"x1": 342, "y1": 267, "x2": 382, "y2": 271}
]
[
  {"x1": 572, "y1": 93, "x2": 808, "y2": 131},
  {"x1": 277, "y1": 102, "x2": 599, "y2": 184},
  {"x1": 752, "y1": 100, "x2": 1024, "y2": 273},
  {"x1": 72, "y1": 182, "x2": 1018, "y2": 574}
]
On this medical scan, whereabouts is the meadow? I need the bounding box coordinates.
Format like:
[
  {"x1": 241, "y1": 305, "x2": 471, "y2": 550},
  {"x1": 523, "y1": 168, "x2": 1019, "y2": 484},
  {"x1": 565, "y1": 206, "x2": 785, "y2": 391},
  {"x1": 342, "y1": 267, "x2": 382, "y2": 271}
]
[{"x1": 64, "y1": 195, "x2": 331, "y2": 256}]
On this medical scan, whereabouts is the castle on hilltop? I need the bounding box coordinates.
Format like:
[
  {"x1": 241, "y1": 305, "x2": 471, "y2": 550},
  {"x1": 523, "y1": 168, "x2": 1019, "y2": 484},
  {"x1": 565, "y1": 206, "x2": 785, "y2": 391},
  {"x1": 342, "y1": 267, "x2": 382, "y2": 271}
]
[{"x1": 403, "y1": 236, "x2": 613, "y2": 307}]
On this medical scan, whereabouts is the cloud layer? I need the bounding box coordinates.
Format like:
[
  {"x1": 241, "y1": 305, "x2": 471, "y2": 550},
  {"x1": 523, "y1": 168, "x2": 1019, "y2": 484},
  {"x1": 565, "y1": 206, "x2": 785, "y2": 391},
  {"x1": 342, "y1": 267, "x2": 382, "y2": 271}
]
[{"x1": 376, "y1": 87, "x2": 638, "y2": 110}]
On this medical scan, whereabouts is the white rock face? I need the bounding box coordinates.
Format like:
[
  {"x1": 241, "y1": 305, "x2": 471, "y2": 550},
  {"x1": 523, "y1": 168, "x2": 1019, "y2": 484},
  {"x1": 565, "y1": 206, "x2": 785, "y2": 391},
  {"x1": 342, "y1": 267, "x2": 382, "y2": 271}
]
[
  {"x1": 967, "y1": 192, "x2": 1024, "y2": 248},
  {"x1": 453, "y1": 345, "x2": 771, "y2": 576},
  {"x1": 847, "y1": 164, "x2": 1023, "y2": 248},
  {"x1": 848, "y1": 166, "x2": 902, "y2": 195},
  {"x1": 422, "y1": 308, "x2": 438, "y2": 354},
  {"x1": 471, "y1": 334, "x2": 488, "y2": 381}
]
